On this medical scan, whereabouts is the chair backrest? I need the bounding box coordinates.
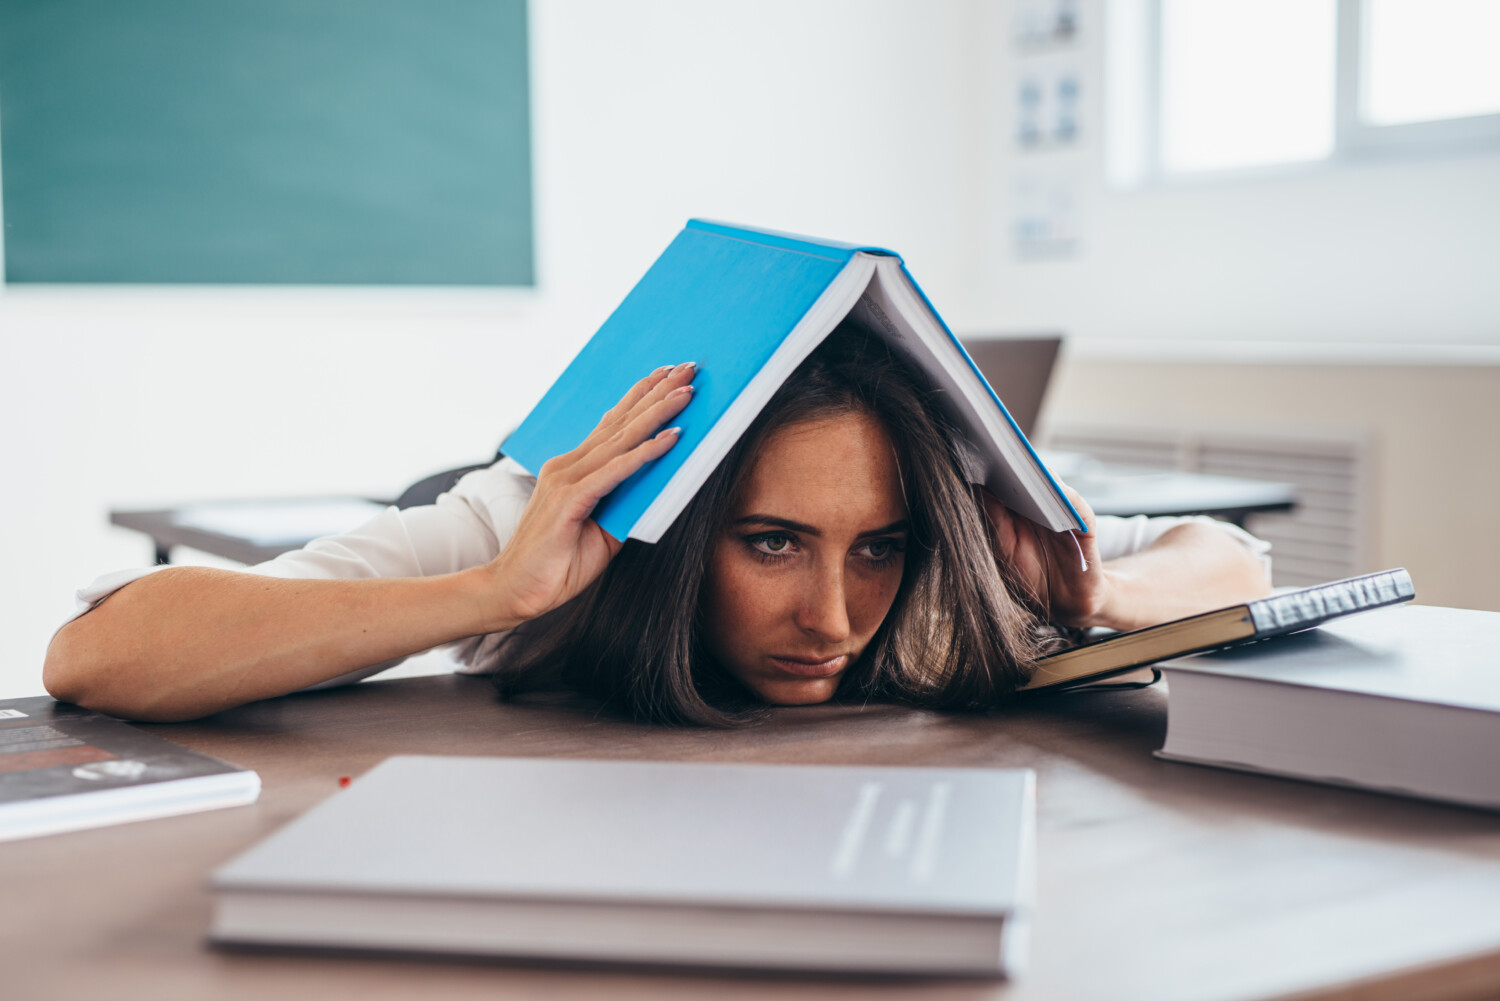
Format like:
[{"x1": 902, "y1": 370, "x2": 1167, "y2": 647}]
[{"x1": 393, "y1": 463, "x2": 492, "y2": 510}]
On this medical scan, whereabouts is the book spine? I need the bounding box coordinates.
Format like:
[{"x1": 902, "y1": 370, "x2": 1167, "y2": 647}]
[
  {"x1": 1247, "y1": 568, "x2": 1415, "y2": 635},
  {"x1": 685, "y1": 219, "x2": 870, "y2": 261}
]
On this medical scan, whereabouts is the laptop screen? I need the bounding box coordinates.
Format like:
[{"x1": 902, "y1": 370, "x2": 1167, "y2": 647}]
[{"x1": 960, "y1": 335, "x2": 1063, "y2": 438}]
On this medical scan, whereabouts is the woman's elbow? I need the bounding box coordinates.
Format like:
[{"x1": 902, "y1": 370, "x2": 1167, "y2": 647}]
[
  {"x1": 43, "y1": 618, "x2": 176, "y2": 721},
  {"x1": 1207, "y1": 525, "x2": 1274, "y2": 599},
  {"x1": 44, "y1": 618, "x2": 107, "y2": 708}
]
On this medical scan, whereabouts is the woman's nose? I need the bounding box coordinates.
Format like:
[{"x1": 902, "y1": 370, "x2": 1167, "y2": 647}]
[{"x1": 795, "y1": 565, "x2": 851, "y2": 643}]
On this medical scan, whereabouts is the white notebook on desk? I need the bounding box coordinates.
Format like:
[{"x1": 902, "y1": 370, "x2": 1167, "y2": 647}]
[{"x1": 211, "y1": 755, "x2": 1036, "y2": 976}]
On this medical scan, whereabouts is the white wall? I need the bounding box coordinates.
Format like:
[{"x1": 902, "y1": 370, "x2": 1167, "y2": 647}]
[{"x1": 0, "y1": 0, "x2": 988, "y2": 698}]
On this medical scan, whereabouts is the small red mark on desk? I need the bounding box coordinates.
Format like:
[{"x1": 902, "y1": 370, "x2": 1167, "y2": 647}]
[{"x1": 338, "y1": 776, "x2": 351, "y2": 788}]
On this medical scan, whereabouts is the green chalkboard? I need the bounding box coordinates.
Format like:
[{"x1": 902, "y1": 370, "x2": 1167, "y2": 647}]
[{"x1": 0, "y1": 0, "x2": 532, "y2": 285}]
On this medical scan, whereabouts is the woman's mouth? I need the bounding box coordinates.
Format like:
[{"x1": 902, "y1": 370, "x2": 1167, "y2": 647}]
[{"x1": 766, "y1": 654, "x2": 848, "y2": 678}]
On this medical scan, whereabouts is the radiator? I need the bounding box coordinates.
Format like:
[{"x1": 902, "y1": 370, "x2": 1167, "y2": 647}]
[{"x1": 1042, "y1": 423, "x2": 1373, "y2": 588}]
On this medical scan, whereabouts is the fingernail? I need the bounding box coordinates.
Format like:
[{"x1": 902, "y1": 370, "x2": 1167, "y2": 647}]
[
  {"x1": 652, "y1": 364, "x2": 672, "y2": 376},
  {"x1": 674, "y1": 361, "x2": 697, "y2": 374},
  {"x1": 668, "y1": 384, "x2": 694, "y2": 398},
  {"x1": 659, "y1": 426, "x2": 682, "y2": 438}
]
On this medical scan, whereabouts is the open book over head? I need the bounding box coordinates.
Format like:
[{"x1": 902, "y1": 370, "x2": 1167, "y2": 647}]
[{"x1": 502, "y1": 220, "x2": 1085, "y2": 543}]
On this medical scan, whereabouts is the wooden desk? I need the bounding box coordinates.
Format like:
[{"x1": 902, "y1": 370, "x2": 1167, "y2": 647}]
[{"x1": 6, "y1": 675, "x2": 1499, "y2": 1001}]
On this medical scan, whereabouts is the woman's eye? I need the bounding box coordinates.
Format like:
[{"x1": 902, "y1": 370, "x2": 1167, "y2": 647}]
[
  {"x1": 858, "y1": 538, "x2": 905, "y2": 563},
  {"x1": 750, "y1": 533, "x2": 793, "y2": 556}
]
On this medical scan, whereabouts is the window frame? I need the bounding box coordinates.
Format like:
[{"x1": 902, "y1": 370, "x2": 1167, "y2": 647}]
[
  {"x1": 1335, "y1": 0, "x2": 1500, "y2": 157},
  {"x1": 1111, "y1": 0, "x2": 1500, "y2": 187}
]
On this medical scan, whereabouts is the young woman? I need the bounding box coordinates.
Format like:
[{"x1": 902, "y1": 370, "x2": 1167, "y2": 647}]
[{"x1": 44, "y1": 328, "x2": 1270, "y2": 723}]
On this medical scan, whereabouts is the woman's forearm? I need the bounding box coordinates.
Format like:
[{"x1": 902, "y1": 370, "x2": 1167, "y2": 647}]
[
  {"x1": 44, "y1": 367, "x2": 698, "y2": 724},
  {"x1": 1089, "y1": 523, "x2": 1272, "y2": 632},
  {"x1": 43, "y1": 565, "x2": 519, "y2": 722}
]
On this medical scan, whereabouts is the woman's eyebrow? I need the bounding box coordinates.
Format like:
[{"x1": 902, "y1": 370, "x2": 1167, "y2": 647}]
[
  {"x1": 732, "y1": 514, "x2": 821, "y2": 535},
  {"x1": 731, "y1": 515, "x2": 909, "y2": 539},
  {"x1": 856, "y1": 519, "x2": 910, "y2": 539}
]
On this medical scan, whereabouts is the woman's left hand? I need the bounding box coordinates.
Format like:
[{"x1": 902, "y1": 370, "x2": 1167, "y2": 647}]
[{"x1": 977, "y1": 483, "x2": 1112, "y2": 629}]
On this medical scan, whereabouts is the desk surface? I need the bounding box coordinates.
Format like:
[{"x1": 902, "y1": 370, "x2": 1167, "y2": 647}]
[
  {"x1": 6, "y1": 675, "x2": 1499, "y2": 1001},
  {"x1": 1070, "y1": 466, "x2": 1296, "y2": 521}
]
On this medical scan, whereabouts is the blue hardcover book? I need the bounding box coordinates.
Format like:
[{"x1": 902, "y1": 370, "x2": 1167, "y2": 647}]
[{"x1": 502, "y1": 220, "x2": 1085, "y2": 543}]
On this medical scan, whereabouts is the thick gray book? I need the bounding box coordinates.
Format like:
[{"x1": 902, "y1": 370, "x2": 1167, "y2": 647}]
[
  {"x1": 211, "y1": 756, "x2": 1036, "y2": 976},
  {"x1": 1157, "y1": 604, "x2": 1500, "y2": 810}
]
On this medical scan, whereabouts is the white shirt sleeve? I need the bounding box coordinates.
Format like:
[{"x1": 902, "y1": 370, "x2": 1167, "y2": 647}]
[
  {"x1": 1091, "y1": 514, "x2": 1272, "y2": 580},
  {"x1": 63, "y1": 459, "x2": 538, "y2": 685},
  {"x1": 248, "y1": 458, "x2": 535, "y2": 583}
]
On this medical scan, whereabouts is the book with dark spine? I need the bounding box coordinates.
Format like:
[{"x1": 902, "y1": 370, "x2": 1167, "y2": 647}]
[
  {"x1": 0, "y1": 696, "x2": 260, "y2": 842},
  {"x1": 1022, "y1": 568, "x2": 1415, "y2": 693}
]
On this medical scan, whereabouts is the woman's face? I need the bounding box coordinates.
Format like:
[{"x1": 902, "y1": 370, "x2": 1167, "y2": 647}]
[{"x1": 701, "y1": 411, "x2": 909, "y2": 705}]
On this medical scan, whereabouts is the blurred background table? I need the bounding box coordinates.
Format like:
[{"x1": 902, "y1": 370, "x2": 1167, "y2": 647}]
[
  {"x1": 109, "y1": 459, "x2": 1294, "y2": 567},
  {"x1": 1043, "y1": 451, "x2": 1296, "y2": 526}
]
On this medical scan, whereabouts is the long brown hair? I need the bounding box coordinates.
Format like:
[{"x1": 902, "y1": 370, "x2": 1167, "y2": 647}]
[{"x1": 494, "y1": 324, "x2": 1058, "y2": 724}]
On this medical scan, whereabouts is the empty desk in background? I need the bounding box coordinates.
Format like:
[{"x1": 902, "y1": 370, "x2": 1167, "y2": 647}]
[
  {"x1": 108, "y1": 335, "x2": 1290, "y2": 565},
  {"x1": 109, "y1": 463, "x2": 1295, "y2": 566},
  {"x1": 1038, "y1": 448, "x2": 1296, "y2": 526},
  {"x1": 1071, "y1": 466, "x2": 1296, "y2": 525},
  {"x1": 111, "y1": 498, "x2": 392, "y2": 566},
  {"x1": 108, "y1": 463, "x2": 490, "y2": 565}
]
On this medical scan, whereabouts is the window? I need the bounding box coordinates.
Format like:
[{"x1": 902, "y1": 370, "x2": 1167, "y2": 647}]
[
  {"x1": 1106, "y1": 0, "x2": 1500, "y2": 185},
  {"x1": 1159, "y1": 0, "x2": 1337, "y2": 173}
]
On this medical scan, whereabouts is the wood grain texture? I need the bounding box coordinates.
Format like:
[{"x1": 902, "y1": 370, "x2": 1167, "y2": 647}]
[{"x1": 5, "y1": 674, "x2": 1499, "y2": 1001}]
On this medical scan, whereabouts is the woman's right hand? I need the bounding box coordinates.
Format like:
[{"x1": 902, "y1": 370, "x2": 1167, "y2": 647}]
[{"x1": 482, "y1": 362, "x2": 697, "y2": 630}]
